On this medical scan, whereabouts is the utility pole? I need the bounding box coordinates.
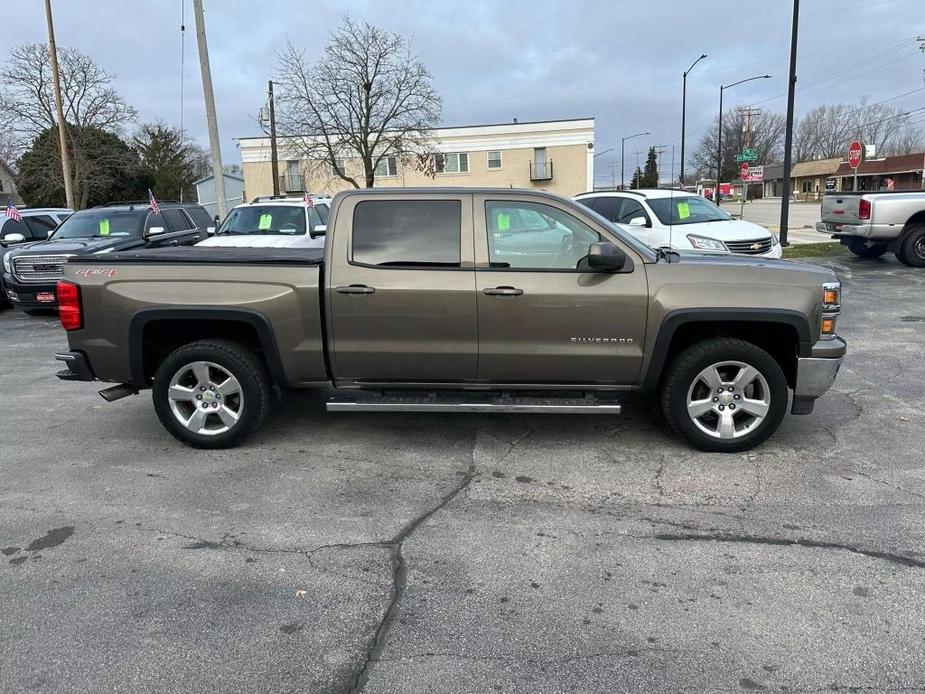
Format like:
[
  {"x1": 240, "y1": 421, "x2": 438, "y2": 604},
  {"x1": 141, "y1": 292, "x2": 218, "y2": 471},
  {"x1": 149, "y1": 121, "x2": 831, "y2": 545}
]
[
  {"x1": 268, "y1": 80, "x2": 280, "y2": 196},
  {"x1": 779, "y1": 0, "x2": 800, "y2": 247},
  {"x1": 654, "y1": 145, "x2": 668, "y2": 186},
  {"x1": 736, "y1": 106, "x2": 761, "y2": 213},
  {"x1": 193, "y1": 0, "x2": 227, "y2": 219},
  {"x1": 44, "y1": 0, "x2": 74, "y2": 210}
]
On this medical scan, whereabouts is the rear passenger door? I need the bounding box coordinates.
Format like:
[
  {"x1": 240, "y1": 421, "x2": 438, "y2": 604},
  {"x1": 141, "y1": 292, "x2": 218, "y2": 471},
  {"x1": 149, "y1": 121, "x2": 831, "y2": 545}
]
[{"x1": 326, "y1": 194, "x2": 477, "y2": 383}]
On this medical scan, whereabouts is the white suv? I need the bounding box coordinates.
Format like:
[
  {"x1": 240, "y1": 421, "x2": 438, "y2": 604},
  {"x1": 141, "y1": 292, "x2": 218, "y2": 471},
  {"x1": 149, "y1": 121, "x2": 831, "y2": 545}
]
[
  {"x1": 198, "y1": 195, "x2": 331, "y2": 249},
  {"x1": 575, "y1": 189, "x2": 781, "y2": 258}
]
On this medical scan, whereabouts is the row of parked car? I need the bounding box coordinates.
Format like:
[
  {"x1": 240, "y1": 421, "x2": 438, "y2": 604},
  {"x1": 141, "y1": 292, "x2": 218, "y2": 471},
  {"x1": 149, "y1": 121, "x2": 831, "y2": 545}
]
[{"x1": 2, "y1": 188, "x2": 780, "y2": 315}]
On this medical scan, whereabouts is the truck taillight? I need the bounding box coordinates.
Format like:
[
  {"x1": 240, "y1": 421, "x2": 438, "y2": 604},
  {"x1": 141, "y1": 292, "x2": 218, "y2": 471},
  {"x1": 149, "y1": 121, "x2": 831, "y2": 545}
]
[
  {"x1": 57, "y1": 280, "x2": 82, "y2": 331},
  {"x1": 858, "y1": 198, "x2": 871, "y2": 220}
]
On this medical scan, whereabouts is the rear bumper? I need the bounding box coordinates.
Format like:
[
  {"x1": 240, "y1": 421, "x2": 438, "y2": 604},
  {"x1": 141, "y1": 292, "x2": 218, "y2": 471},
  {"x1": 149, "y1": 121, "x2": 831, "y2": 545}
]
[
  {"x1": 815, "y1": 221, "x2": 896, "y2": 240},
  {"x1": 55, "y1": 350, "x2": 96, "y2": 381},
  {"x1": 2, "y1": 273, "x2": 58, "y2": 309},
  {"x1": 794, "y1": 336, "x2": 846, "y2": 400}
]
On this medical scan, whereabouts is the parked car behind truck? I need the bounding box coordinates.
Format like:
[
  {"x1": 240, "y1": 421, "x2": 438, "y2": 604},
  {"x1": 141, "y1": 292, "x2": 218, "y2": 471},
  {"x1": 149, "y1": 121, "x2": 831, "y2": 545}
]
[
  {"x1": 54, "y1": 188, "x2": 846, "y2": 453},
  {"x1": 816, "y1": 190, "x2": 925, "y2": 265}
]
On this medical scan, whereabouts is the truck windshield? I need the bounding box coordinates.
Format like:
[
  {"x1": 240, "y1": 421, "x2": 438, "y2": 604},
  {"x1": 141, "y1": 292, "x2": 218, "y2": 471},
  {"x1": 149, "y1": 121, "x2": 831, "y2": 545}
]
[
  {"x1": 50, "y1": 210, "x2": 144, "y2": 239},
  {"x1": 647, "y1": 196, "x2": 732, "y2": 226},
  {"x1": 219, "y1": 206, "x2": 310, "y2": 235}
]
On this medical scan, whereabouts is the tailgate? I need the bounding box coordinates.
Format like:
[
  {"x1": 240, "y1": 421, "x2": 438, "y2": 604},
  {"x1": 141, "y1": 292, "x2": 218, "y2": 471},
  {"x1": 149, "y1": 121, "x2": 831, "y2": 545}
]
[{"x1": 821, "y1": 194, "x2": 861, "y2": 225}]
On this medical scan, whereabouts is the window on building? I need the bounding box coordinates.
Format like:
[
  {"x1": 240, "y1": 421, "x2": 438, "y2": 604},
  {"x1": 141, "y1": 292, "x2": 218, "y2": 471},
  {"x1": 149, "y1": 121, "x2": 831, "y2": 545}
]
[
  {"x1": 802, "y1": 180, "x2": 812, "y2": 194},
  {"x1": 487, "y1": 151, "x2": 502, "y2": 170},
  {"x1": 352, "y1": 200, "x2": 461, "y2": 267},
  {"x1": 332, "y1": 158, "x2": 346, "y2": 177},
  {"x1": 374, "y1": 156, "x2": 398, "y2": 177},
  {"x1": 435, "y1": 152, "x2": 469, "y2": 174}
]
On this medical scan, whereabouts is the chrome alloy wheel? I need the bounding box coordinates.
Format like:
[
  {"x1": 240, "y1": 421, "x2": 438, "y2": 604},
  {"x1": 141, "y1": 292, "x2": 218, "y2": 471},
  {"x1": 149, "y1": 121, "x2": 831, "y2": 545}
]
[
  {"x1": 167, "y1": 361, "x2": 243, "y2": 436},
  {"x1": 686, "y1": 360, "x2": 771, "y2": 439}
]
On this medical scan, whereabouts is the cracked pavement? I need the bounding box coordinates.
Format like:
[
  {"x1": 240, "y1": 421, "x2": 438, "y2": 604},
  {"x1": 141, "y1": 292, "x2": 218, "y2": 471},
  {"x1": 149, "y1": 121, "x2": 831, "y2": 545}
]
[{"x1": 2, "y1": 257, "x2": 925, "y2": 693}]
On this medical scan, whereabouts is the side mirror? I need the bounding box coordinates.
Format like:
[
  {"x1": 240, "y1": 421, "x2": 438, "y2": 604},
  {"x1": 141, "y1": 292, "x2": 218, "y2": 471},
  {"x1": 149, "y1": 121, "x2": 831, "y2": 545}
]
[
  {"x1": 2, "y1": 233, "x2": 26, "y2": 244},
  {"x1": 310, "y1": 224, "x2": 327, "y2": 239},
  {"x1": 146, "y1": 226, "x2": 165, "y2": 237},
  {"x1": 586, "y1": 241, "x2": 627, "y2": 272},
  {"x1": 213, "y1": 215, "x2": 220, "y2": 227},
  {"x1": 628, "y1": 216, "x2": 648, "y2": 227}
]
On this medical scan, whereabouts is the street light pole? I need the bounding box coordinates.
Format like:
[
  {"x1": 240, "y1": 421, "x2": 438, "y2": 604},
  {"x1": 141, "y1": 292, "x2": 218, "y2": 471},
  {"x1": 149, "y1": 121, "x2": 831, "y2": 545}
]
[
  {"x1": 621, "y1": 131, "x2": 649, "y2": 190},
  {"x1": 680, "y1": 54, "x2": 707, "y2": 186},
  {"x1": 714, "y1": 74, "x2": 771, "y2": 204},
  {"x1": 779, "y1": 0, "x2": 800, "y2": 247}
]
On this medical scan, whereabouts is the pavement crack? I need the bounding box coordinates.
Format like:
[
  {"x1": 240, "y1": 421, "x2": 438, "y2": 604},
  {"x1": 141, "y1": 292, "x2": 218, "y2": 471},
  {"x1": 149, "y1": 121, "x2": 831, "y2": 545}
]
[
  {"x1": 378, "y1": 647, "x2": 656, "y2": 664},
  {"x1": 653, "y1": 532, "x2": 925, "y2": 569},
  {"x1": 844, "y1": 469, "x2": 925, "y2": 501},
  {"x1": 346, "y1": 463, "x2": 477, "y2": 694}
]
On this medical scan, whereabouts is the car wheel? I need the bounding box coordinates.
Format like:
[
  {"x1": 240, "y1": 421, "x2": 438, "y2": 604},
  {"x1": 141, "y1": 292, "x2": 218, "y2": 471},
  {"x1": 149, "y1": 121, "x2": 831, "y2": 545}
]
[
  {"x1": 898, "y1": 226, "x2": 925, "y2": 268},
  {"x1": 152, "y1": 339, "x2": 271, "y2": 449},
  {"x1": 661, "y1": 338, "x2": 788, "y2": 453},
  {"x1": 845, "y1": 238, "x2": 887, "y2": 258}
]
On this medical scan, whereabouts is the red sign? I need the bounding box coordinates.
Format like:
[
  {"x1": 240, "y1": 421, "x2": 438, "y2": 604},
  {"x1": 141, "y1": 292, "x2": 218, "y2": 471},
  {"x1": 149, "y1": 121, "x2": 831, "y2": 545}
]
[
  {"x1": 740, "y1": 162, "x2": 750, "y2": 181},
  {"x1": 847, "y1": 140, "x2": 864, "y2": 169}
]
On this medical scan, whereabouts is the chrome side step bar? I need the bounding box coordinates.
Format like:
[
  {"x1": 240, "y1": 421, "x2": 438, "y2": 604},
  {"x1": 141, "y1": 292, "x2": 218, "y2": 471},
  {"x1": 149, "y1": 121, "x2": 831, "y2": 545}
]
[{"x1": 326, "y1": 391, "x2": 621, "y2": 415}]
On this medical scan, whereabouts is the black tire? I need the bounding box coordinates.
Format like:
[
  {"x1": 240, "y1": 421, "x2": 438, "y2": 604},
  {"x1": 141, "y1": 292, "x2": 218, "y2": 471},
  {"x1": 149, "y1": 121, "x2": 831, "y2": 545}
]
[
  {"x1": 897, "y1": 225, "x2": 925, "y2": 268},
  {"x1": 845, "y1": 238, "x2": 887, "y2": 258},
  {"x1": 152, "y1": 339, "x2": 271, "y2": 449},
  {"x1": 660, "y1": 338, "x2": 789, "y2": 453}
]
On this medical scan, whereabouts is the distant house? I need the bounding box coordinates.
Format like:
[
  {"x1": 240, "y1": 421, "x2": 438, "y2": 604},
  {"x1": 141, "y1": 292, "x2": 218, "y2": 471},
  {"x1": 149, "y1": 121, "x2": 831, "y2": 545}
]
[
  {"x1": 0, "y1": 159, "x2": 23, "y2": 206},
  {"x1": 194, "y1": 171, "x2": 245, "y2": 219},
  {"x1": 833, "y1": 152, "x2": 925, "y2": 192},
  {"x1": 761, "y1": 163, "x2": 783, "y2": 198},
  {"x1": 789, "y1": 158, "x2": 844, "y2": 201}
]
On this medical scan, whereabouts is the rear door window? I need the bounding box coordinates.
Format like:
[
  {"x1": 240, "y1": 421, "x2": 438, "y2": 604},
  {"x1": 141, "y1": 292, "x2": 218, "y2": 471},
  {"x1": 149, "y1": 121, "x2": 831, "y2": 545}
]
[
  {"x1": 185, "y1": 206, "x2": 214, "y2": 229},
  {"x1": 352, "y1": 200, "x2": 461, "y2": 267},
  {"x1": 162, "y1": 208, "x2": 193, "y2": 231},
  {"x1": 24, "y1": 215, "x2": 58, "y2": 239},
  {"x1": 591, "y1": 197, "x2": 623, "y2": 223}
]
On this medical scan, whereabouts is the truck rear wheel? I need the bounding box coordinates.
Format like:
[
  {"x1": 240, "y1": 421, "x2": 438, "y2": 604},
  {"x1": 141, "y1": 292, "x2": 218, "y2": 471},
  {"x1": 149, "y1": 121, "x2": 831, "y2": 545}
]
[
  {"x1": 845, "y1": 238, "x2": 887, "y2": 258},
  {"x1": 897, "y1": 226, "x2": 925, "y2": 267},
  {"x1": 152, "y1": 339, "x2": 271, "y2": 449},
  {"x1": 661, "y1": 338, "x2": 788, "y2": 453}
]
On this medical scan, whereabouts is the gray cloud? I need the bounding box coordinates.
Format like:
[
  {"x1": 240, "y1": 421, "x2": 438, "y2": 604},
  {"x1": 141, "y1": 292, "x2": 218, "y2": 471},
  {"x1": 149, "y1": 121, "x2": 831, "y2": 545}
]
[{"x1": 4, "y1": 0, "x2": 922, "y2": 182}]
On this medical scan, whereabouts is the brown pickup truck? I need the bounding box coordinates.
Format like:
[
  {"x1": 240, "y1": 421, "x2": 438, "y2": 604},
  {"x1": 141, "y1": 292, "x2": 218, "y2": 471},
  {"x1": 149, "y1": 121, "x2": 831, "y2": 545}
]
[{"x1": 54, "y1": 188, "x2": 846, "y2": 452}]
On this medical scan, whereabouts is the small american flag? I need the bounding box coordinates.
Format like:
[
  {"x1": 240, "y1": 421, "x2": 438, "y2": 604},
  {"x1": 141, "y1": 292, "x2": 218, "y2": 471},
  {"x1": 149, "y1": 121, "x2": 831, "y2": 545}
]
[
  {"x1": 303, "y1": 193, "x2": 314, "y2": 207},
  {"x1": 148, "y1": 189, "x2": 160, "y2": 215},
  {"x1": 5, "y1": 200, "x2": 22, "y2": 222}
]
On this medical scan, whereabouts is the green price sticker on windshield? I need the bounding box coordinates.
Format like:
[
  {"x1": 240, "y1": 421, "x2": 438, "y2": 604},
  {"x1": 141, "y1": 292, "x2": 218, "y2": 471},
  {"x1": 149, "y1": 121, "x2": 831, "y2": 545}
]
[
  {"x1": 98, "y1": 219, "x2": 110, "y2": 235},
  {"x1": 676, "y1": 201, "x2": 690, "y2": 220},
  {"x1": 497, "y1": 213, "x2": 510, "y2": 231},
  {"x1": 258, "y1": 213, "x2": 273, "y2": 230}
]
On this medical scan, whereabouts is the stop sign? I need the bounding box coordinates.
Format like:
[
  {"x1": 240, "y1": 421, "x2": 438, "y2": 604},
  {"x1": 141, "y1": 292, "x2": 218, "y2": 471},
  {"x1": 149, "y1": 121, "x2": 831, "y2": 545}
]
[
  {"x1": 740, "y1": 162, "x2": 750, "y2": 181},
  {"x1": 847, "y1": 140, "x2": 864, "y2": 169}
]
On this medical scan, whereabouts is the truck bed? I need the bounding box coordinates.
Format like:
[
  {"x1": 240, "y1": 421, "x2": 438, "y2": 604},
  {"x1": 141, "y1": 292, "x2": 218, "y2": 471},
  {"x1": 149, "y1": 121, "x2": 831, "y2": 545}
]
[{"x1": 62, "y1": 245, "x2": 328, "y2": 387}]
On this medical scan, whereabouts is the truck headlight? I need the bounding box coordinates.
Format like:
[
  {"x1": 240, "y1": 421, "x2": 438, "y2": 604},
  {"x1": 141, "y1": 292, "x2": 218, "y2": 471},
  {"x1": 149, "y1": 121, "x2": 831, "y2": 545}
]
[
  {"x1": 821, "y1": 280, "x2": 841, "y2": 339},
  {"x1": 686, "y1": 234, "x2": 729, "y2": 252},
  {"x1": 2, "y1": 252, "x2": 11, "y2": 274}
]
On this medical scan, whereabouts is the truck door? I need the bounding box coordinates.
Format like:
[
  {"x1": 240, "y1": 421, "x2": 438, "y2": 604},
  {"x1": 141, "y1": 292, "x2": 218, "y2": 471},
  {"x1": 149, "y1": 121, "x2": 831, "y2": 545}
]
[
  {"x1": 473, "y1": 194, "x2": 648, "y2": 385},
  {"x1": 327, "y1": 194, "x2": 478, "y2": 383}
]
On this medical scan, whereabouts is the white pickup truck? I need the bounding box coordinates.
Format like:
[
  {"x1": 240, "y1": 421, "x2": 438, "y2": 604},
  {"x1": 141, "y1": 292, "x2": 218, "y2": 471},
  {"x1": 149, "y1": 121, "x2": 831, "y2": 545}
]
[{"x1": 816, "y1": 190, "x2": 925, "y2": 266}]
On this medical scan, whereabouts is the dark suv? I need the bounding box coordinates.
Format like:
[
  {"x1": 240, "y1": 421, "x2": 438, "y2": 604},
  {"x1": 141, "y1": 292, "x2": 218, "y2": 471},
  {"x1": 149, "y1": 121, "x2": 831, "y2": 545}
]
[{"x1": 2, "y1": 201, "x2": 212, "y2": 313}]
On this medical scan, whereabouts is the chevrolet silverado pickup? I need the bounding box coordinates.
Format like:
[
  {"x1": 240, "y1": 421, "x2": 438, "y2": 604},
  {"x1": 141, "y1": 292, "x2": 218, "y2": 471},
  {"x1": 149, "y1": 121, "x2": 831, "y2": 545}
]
[
  {"x1": 54, "y1": 188, "x2": 846, "y2": 453},
  {"x1": 816, "y1": 190, "x2": 925, "y2": 265}
]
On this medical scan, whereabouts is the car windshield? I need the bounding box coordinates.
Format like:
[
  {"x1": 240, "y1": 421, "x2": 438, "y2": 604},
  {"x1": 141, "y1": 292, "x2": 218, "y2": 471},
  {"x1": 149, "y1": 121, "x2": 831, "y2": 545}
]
[
  {"x1": 219, "y1": 206, "x2": 306, "y2": 235},
  {"x1": 50, "y1": 210, "x2": 144, "y2": 239},
  {"x1": 646, "y1": 196, "x2": 732, "y2": 226}
]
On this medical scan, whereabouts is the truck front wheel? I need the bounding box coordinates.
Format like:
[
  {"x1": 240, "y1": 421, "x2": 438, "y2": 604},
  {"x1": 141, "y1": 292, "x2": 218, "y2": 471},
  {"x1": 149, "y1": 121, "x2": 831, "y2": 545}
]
[
  {"x1": 896, "y1": 226, "x2": 925, "y2": 267},
  {"x1": 661, "y1": 338, "x2": 788, "y2": 453},
  {"x1": 845, "y1": 238, "x2": 887, "y2": 258},
  {"x1": 152, "y1": 339, "x2": 271, "y2": 449}
]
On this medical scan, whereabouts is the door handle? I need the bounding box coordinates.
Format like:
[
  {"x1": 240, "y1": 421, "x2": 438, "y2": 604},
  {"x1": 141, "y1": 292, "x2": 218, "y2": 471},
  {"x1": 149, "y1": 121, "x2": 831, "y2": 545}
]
[
  {"x1": 483, "y1": 286, "x2": 524, "y2": 296},
  {"x1": 335, "y1": 284, "x2": 376, "y2": 295},
  {"x1": 168, "y1": 239, "x2": 180, "y2": 246}
]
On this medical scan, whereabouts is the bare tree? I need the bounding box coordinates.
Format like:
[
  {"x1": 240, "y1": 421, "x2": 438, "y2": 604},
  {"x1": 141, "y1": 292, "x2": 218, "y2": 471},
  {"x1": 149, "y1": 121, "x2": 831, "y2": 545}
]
[
  {"x1": 0, "y1": 43, "x2": 136, "y2": 207},
  {"x1": 691, "y1": 108, "x2": 785, "y2": 182},
  {"x1": 275, "y1": 18, "x2": 441, "y2": 189}
]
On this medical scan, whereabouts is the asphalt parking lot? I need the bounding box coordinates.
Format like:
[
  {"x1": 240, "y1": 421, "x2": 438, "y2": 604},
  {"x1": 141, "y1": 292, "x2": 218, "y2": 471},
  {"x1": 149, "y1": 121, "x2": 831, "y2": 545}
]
[{"x1": 2, "y1": 255, "x2": 925, "y2": 694}]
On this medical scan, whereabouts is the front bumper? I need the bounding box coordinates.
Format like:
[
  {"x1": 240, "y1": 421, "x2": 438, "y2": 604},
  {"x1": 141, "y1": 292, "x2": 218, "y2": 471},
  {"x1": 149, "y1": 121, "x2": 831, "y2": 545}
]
[
  {"x1": 791, "y1": 337, "x2": 846, "y2": 413},
  {"x1": 55, "y1": 351, "x2": 96, "y2": 381},
  {"x1": 2, "y1": 272, "x2": 59, "y2": 309}
]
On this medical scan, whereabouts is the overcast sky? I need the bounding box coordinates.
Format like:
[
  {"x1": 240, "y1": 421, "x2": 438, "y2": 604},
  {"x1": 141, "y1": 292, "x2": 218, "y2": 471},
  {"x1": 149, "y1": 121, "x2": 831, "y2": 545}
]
[{"x1": 4, "y1": 0, "x2": 923, "y2": 184}]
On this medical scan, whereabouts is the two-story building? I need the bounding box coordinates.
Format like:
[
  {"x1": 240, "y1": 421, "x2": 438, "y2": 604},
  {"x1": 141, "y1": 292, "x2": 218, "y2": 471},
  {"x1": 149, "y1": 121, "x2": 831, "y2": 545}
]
[{"x1": 237, "y1": 117, "x2": 595, "y2": 201}]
